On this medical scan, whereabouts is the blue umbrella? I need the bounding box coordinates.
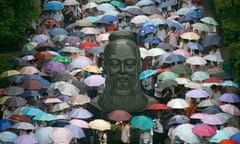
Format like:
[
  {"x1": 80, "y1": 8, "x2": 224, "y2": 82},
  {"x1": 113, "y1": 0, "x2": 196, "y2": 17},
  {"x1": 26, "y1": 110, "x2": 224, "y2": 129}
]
[
  {"x1": 167, "y1": 20, "x2": 184, "y2": 31},
  {"x1": 0, "y1": 119, "x2": 13, "y2": 131},
  {"x1": 21, "y1": 74, "x2": 50, "y2": 87},
  {"x1": 8, "y1": 75, "x2": 23, "y2": 83},
  {"x1": 220, "y1": 80, "x2": 239, "y2": 88},
  {"x1": 159, "y1": 0, "x2": 177, "y2": 8},
  {"x1": 165, "y1": 54, "x2": 186, "y2": 63},
  {"x1": 201, "y1": 105, "x2": 222, "y2": 114},
  {"x1": 44, "y1": 1, "x2": 64, "y2": 10},
  {"x1": 68, "y1": 108, "x2": 93, "y2": 119},
  {"x1": 21, "y1": 90, "x2": 41, "y2": 98},
  {"x1": 84, "y1": 16, "x2": 99, "y2": 23},
  {"x1": 144, "y1": 37, "x2": 162, "y2": 44},
  {"x1": 35, "y1": 127, "x2": 53, "y2": 144},
  {"x1": 138, "y1": 25, "x2": 157, "y2": 36},
  {"x1": 186, "y1": 42, "x2": 204, "y2": 51},
  {"x1": 21, "y1": 107, "x2": 44, "y2": 116},
  {"x1": 139, "y1": 69, "x2": 157, "y2": 80},
  {"x1": 49, "y1": 28, "x2": 68, "y2": 36},
  {"x1": 185, "y1": 10, "x2": 204, "y2": 19},
  {"x1": 201, "y1": 35, "x2": 221, "y2": 47},
  {"x1": 231, "y1": 132, "x2": 240, "y2": 144},
  {"x1": 100, "y1": 15, "x2": 119, "y2": 23},
  {"x1": 33, "y1": 112, "x2": 57, "y2": 121},
  {"x1": 0, "y1": 131, "x2": 17, "y2": 142},
  {"x1": 97, "y1": 3, "x2": 116, "y2": 12},
  {"x1": 65, "y1": 125, "x2": 85, "y2": 139},
  {"x1": 87, "y1": 47, "x2": 105, "y2": 54},
  {"x1": 130, "y1": 115, "x2": 154, "y2": 131},
  {"x1": 135, "y1": 0, "x2": 154, "y2": 6}
]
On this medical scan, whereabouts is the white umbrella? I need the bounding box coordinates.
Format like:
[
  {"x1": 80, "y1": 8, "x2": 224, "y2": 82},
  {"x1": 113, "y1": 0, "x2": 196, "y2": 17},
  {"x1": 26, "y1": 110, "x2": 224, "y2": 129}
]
[
  {"x1": 180, "y1": 32, "x2": 200, "y2": 41},
  {"x1": 167, "y1": 98, "x2": 189, "y2": 109},
  {"x1": 80, "y1": 27, "x2": 100, "y2": 35},
  {"x1": 139, "y1": 47, "x2": 148, "y2": 59},
  {"x1": 49, "y1": 127, "x2": 74, "y2": 144},
  {"x1": 50, "y1": 81, "x2": 80, "y2": 96},
  {"x1": 12, "y1": 122, "x2": 35, "y2": 130},
  {"x1": 89, "y1": 119, "x2": 111, "y2": 131},
  {"x1": 186, "y1": 56, "x2": 207, "y2": 65},
  {"x1": 131, "y1": 15, "x2": 149, "y2": 24},
  {"x1": 147, "y1": 48, "x2": 167, "y2": 57},
  {"x1": 84, "y1": 2, "x2": 98, "y2": 9}
]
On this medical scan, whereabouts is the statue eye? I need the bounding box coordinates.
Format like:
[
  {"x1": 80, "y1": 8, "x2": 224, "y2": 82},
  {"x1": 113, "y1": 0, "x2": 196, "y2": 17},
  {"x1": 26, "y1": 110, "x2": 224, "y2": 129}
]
[
  {"x1": 109, "y1": 59, "x2": 120, "y2": 66},
  {"x1": 125, "y1": 59, "x2": 136, "y2": 66}
]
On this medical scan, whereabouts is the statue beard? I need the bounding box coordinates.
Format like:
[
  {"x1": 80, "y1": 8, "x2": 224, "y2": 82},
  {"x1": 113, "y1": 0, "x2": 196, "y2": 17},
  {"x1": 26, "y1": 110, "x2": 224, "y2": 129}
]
[{"x1": 98, "y1": 74, "x2": 148, "y2": 112}]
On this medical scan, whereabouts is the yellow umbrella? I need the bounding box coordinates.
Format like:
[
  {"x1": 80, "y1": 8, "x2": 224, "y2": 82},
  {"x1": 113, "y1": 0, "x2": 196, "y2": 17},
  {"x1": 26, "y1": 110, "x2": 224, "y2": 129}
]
[
  {"x1": 82, "y1": 65, "x2": 102, "y2": 73},
  {"x1": 0, "y1": 96, "x2": 10, "y2": 104},
  {"x1": 68, "y1": 94, "x2": 91, "y2": 106},
  {"x1": 75, "y1": 19, "x2": 93, "y2": 27},
  {"x1": 180, "y1": 32, "x2": 200, "y2": 41},
  {"x1": 89, "y1": 119, "x2": 111, "y2": 131},
  {"x1": 0, "y1": 70, "x2": 20, "y2": 78}
]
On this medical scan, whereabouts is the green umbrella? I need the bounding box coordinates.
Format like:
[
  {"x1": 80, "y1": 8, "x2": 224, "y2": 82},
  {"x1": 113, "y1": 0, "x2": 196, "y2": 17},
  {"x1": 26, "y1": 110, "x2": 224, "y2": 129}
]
[
  {"x1": 130, "y1": 115, "x2": 154, "y2": 131},
  {"x1": 22, "y1": 42, "x2": 38, "y2": 53},
  {"x1": 157, "y1": 71, "x2": 178, "y2": 81},
  {"x1": 170, "y1": 64, "x2": 192, "y2": 75},
  {"x1": 191, "y1": 22, "x2": 210, "y2": 32},
  {"x1": 110, "y1": 0, "x2": 126, "y2": 8},
  {"x1": 93, "y1": 0, "x2": 110, "y2": 4},
  {"x1": 200, "y1": 16, "x2": 218, "y2": 25},
  {"x1": 51, "y1": 56, "x2": 71, "y2": 64},
  {"x1": 33, "y1": 112, "x2": 57, "y2": 121}
]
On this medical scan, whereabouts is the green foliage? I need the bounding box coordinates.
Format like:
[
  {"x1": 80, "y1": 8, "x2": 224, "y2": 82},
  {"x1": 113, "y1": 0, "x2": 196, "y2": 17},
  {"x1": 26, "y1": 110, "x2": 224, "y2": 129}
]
[{"x1": 0, "y1": 0, "x2": 41, "y2": 52}]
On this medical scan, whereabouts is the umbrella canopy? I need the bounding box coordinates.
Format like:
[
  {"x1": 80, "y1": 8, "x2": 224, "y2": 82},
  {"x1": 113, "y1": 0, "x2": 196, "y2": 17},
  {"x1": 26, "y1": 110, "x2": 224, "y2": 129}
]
[
  {"x1": 44, "y1": 1, "x2": 64, "y2": 10},
  {"x1": 218, "y1": 93, "x2": 240, "y2": 103},
  {"x1": 0, "y1": 119, "x2": 13, "y2": 131},
  {"x1": 139, "y1": 69, "x2": 157, "y2": 80},
  {"x1": 50, "y1": 127, "x2": 74, "y2": 144},
  {"x1": 4, "y1": 96, "x2": 27, "y2": 107},
  {"x1": 170, "y1": 64, "x2": 192, "y2": 75},
  {"x1": 135, "y1": 0, "x2": 154, "y2": 6},
  {"x1": 157, "y1": 71, "x2": 178, "y2": 81},
  {"x1": 12, "y1": 122, "x2": 35, "y2": 130},
  {"x1": 82, "y1": 65, "x2": 102, "y2": 74},
  {"x1": 21, "y1": 107, "x2": 44, "y2": 116},
  {"x1": 166, "y1": 19, "x2": 184, "y2": 31},
  {"x1": 50, "y1": 81, "x2": 80, "y2": 96},
  {"x1": 50, "y1": 102, "x2": 70, "y2": 112},
  {"x1": 20, "y1": 80, "x2": 43, "y2": 90},
  {"x1": 231, "y1": 132, "x2": 240, "y2": 143},
  {"x1": 180, "y1": 32, "x2": 200, "y2": 41},
  {"x1": 185, "y1": 89, "x2": 209, "y2": 98},
  {"x1": 156, "y1": 79, "x2": 178, "y2": 91},
  {"x1": 222, "y1": 126, "x2": 240, "y2": 137},
  {"x1": 51, "y1": 55, "x2": 71, "y2": 64},
  {"x1": 0, "y1": 131, "x2": 17, "y2": 143},
  {"x1": 192, "y1": 124, "x2": 216, "y2": 137},
  {"x1": 43, "y1": 60, "x2": 67, "y2": 73},
  {"x1": 64, "y1": 124, "x2": 86, "y2": 139},
  {"x1": 186, "y1": 56, "x2": 207, "y2": 65},
  {"x1": 33, "y1": 112, "x2": 57, "y2": 121},
  {"x1": 43, "y1": 98, "x2": 62, "y2": 104},
  {"x1": 89, "y1": 119, "x2": 111, "y2": 131},
  {"x1": 69, "y1": 56, "x2": 93, "y2": 70},
  {"x1": 49, "y1": 28, "x2": 68, "y2": 36},
  {"x1": 218, "y1": 139, "x2": 238, "y2": 144},
  {"x1": 68, "y1": 94, "x2": 91, "y2": 106},
  {"x1": 202, "y1": 105, "x2": 223, "y2": 114},
  {"x1": 220, "y1": 104, "x2": 240, "y2": 116},
  {"x1": 84, "y1": 74, "x2": 105, "y2": 87},
  {"x1": 191, "y1": 22, "x2": 210, "y2": 32},
  {"x1": 172, "y1": 49, "x2": 191, "y2": 58},
  {"x1": 190, "y1": 113, "x2": 209, "y2": 120},
  {"x1": 201, "y1": 114, "x2": 227, "y2": 125},
  {"x1": 107, "y1": 109, "x2": 132, "y2": 121},
  {"x1": 147, "y1": 103, "x2": 170, "y2": 110},
  {"x1": 197, "y1": 98, "x2": 219, "y2": 107},
  {"x1": 70, "y1": 119, "x2": 90, "y2": 128},
  {"x1": 14, "y1": 134, "x2": 38, "y2": 144},
  {"x1": 200, "y1": 16, "x2": 218, "y2": 25},
  {"x1": 9, "y1": 115, "x2": 31, "y2": 123},
  {"x1": 216, "y1": 112, "x2": 233, "y2": 121},
  {"x1": 2, "y1": 86, "x2": 24, "y2": 96},
  {"x1": 147, "y1": 48, "x2": 166, "y2": 57},
  {"x1": 97, "y1": 3, "x2": 116, "y2": 11},
  {"x1": 130, "y1": 115, "x2": 154, "y2": 131},
  {"x1": 0, "y1": 70, "x2": 20, "y2": 78},
  {"x1": 35, "y1": 127, "x2": 53, "y2": 144},
  {"x1": 137, "y1": 25, "x2": 157, "y2": 36},
  {"x1": 173, "y1": 123, "x2": 200, "y2": 144},
  {"x1": 61, "y1": 46, "x2": 82, "y2": 53},
  {"x1": 201, "y1": 34, "x2": 221, "y2": 48},
  {"x1": 203, "y1": 54, "x2": 224, "y2": 62},
  {"x1": 123, "y1": 6, "x2": 144, "y2": 15},
  {"x1": 80, "y1": 27, "x2": 100, "y2": 35},
  {"x1": 206, "y1": 130, "x2": 230, "y2": 143},
  {"x1": 68, "y1": 108, "x2": 93, "y2": 119},
  {"x1": 191, "y1": 71, "x2": 210, "y2": 81},
  {"x1": 79, "y1": 42, "x2": 100, "y2": 50},
  {"x1": 131, "y1": 15, "x2": 149, "y2": 24},
  {"x1": 167, "y1": 98, "x2": 189, "y2": 109}
]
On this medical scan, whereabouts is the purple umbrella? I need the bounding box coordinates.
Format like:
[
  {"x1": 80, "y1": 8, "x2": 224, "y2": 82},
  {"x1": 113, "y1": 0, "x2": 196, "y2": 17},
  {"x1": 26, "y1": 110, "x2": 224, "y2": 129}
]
[
  {"x1": 201, "y1": 114, "x2": 226, "y2": 125},
  {"x1": 185, "y1": 89, "x2": 209, "y2": 98},
  {"x1": 84, "y1": 75, "x2": 105, "y2": 87},
  {"x1": 220, "y1": 104, "x2": 240, "y2": 116},
  {"x1": 14, "y1": 135, "x2": 38, "y2": 144},
  {"x1": 218, "y1": 93, "x2": 240, "y2": 103},
  {"x1": 64, "y1": 124, "x2": 86, "y2": 139},
  {"x1": 43, "y1": 60, "x2": 67, "y2": 73},
  {"x1": 68, "y1": 108, "x2": 93, "y2": 119}
]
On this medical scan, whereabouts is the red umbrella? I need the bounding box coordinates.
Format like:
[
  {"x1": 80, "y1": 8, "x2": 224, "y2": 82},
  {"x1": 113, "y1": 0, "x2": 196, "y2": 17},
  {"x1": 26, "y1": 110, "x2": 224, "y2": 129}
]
[
  {"x1": 147, "y1": 103, "x2": 170, "y2": 110},
  {"x1": 20, "y1": 80, "x2": 43, "y2": 90},
  {"x1": 107, "y1": 109, "x2": 132, "y2": 121},
  {"x1": 204, "y1": 77, "x2": 224, "y2": 83},
  {"x1": 218, "y1": 139, "x2": 238, "y2": 144},
  {"x1": 192, "y1": 124, "x2": 216, "y2": 137},
  {"x1": 79, "y1": 42, "x2": 99, "y2": 50},
  {"x1": 36, "y1": 51, "x2": 53, "y2": 60},
  {"x1": 9, "y1": 115, "x2": 31, "y2": 123}
]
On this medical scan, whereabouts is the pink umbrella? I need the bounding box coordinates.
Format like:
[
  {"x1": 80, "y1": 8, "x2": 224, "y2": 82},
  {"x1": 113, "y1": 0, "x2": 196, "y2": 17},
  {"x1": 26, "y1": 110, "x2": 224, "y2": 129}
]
[
  {"x1": 190, "y1": 113, "x2": 209, "y2": 119},
  {"x1": 20, "y1": 80, "x2": 43, "y2": 90},
  {"x1": 43, "y1": 98, "x2": 62, "y2": 104},
  {"x1": 69, "y1": 119, "x2": 90, "y2": 128},
  {"x1": 192, "y1": 124, "x2": 216, "y2": 137},
  {"x1": 14, "y1": 135, "x2": 38, "y2": 144},
  {"x1": 220, "y1": 104, "x2": 240, "y2": 116},
  {"x1": 49, "y1": 127, "x2": 74, "y2": 144},
  {"x1": 201, "y1": 114, "x2": 227, "y2": 125},
  {"x1": 107, "y1": 109, "x2": 132, "y2": 121},
  {"x1": 84, "y1": 74, "x2": 105, "y2": 87},
  {"x1": 19, "y1": 66, "x2": 40, "y2": 75},
  {"x1": 172, "y1": 49, "x2": 191, "y2": 58}
]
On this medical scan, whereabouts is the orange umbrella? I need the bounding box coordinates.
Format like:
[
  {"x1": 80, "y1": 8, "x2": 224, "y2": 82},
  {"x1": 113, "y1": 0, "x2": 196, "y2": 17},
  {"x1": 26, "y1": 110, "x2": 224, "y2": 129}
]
[
  {"x1": 79, "y1": 42, "x2": 99, "y2": 50},
  {"x1": 147, "y1": 103, "x2": 170, "y2": 110}
]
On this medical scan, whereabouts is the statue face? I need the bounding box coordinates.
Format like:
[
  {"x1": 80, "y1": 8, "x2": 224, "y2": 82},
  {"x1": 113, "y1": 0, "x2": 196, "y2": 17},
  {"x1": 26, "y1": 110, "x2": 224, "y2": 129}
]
[{"x1": 105, "y1": 41, "x2": 140, "y2": 95}]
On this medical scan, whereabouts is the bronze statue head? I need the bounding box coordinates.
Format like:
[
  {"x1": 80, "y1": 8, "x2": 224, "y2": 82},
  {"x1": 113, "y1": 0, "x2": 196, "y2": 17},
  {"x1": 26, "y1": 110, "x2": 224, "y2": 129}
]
[{"x1": 98, "y1": 31, "x2": 148, "y2": 112}]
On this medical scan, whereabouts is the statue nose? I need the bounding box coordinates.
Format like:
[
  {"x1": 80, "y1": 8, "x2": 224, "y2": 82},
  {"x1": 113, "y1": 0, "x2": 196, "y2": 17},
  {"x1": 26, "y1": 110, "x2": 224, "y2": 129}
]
[{"x1": 120, "y1": 63, "x2": 125, "y2": 74}]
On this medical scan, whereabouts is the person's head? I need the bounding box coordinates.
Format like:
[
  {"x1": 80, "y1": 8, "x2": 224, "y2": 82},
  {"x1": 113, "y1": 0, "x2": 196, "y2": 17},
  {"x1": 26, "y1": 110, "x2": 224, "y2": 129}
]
[{"x1": 98, "y1": 31, "x2": 147, "y2": 112}]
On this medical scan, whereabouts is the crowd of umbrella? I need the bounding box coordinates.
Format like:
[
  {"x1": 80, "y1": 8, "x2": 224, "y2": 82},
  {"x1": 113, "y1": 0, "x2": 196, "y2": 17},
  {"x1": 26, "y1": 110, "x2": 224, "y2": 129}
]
[{"x1": 0, "y1": 0, "x2": 240, "y2": 143}]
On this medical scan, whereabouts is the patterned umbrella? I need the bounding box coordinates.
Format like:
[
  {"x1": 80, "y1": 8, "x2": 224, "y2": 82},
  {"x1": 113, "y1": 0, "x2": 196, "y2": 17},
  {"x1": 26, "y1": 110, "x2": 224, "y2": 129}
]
[{"x1": 107, "y1": 109, "x2": 132, "y2": 121}]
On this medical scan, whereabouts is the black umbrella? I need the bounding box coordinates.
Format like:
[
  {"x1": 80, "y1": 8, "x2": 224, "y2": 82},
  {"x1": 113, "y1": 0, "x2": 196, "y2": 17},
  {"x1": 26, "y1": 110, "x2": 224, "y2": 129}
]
[
  {"x1": 2, "y1": 86, "x2": 24, "y2": 96},
  {"x1": 4, "y1": 96, "x2": 27, "y2": 107}
]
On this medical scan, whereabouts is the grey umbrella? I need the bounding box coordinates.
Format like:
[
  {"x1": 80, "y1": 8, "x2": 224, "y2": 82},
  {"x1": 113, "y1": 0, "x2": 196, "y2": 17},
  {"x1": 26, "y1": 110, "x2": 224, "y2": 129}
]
[
  {"x1": 4, "y1": 96, "x2": 27, "y2": 107},
  {"x1": 2, "y1": 86, "x2": 24, "y2": 96},
  {"x1": 142, "y1": 6, "x2": 162, "y2": 15}
]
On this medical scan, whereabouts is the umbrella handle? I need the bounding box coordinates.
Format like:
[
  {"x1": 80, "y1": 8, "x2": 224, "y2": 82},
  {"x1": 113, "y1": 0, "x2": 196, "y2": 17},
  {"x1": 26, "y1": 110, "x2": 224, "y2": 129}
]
[{"x1": 163, "y1": 91, "x2": 169, "y2": 98}]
